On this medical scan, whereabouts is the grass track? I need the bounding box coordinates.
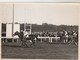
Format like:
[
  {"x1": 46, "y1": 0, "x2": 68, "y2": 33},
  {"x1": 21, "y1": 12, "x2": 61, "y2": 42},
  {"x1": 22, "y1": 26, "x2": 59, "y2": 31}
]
[{"x1": 1, "y1": 42, "x2": 78, "y2": 59}]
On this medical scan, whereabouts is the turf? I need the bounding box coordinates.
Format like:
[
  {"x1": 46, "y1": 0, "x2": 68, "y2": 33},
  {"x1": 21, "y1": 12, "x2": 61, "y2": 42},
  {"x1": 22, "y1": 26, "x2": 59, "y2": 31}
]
[{"x1": 1, "y1": 41, "x2": 78, "y2": 59}]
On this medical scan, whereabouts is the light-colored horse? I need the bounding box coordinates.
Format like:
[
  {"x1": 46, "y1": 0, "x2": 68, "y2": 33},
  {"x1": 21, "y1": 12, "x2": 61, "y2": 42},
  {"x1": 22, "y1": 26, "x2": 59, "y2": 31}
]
[{"x1": 62, "y1": 35, "x2": 69, "y2": 43}]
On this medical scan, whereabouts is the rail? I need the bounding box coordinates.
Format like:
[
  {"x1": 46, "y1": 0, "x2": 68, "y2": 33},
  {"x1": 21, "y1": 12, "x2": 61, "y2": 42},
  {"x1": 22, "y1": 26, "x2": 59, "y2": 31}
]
[
  {"x1": 1, "y1": 36, "x2": 60, "y2": 43},
  {"x1": 38, "y1": 36, "x2": 60, "y2": 43}
]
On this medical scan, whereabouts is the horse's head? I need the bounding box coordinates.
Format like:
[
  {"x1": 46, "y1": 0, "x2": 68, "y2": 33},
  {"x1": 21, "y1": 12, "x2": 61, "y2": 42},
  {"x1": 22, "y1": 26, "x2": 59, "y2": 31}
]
[{"x1": 13, "y1": 31, "x2": 20, "y2": 36}]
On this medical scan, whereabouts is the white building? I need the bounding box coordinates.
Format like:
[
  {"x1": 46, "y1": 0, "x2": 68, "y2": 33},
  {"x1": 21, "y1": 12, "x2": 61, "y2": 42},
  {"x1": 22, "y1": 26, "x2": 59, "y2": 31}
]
[{"x1": 1, "y1": 23, "x2": 31, "y2": 43}]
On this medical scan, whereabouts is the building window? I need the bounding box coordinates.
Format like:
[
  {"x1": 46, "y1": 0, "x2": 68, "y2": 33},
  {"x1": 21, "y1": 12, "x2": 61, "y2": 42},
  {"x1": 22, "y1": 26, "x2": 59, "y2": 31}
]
[
  {"x1": 26, "y1": 25, "x2": 30, "y2": 29},
  {"x1": 20, "y1": 24, "x2": 24, "y2": 31},
  {"x1": 1, "y1": 23, "x2": 6, "y2": 37}
]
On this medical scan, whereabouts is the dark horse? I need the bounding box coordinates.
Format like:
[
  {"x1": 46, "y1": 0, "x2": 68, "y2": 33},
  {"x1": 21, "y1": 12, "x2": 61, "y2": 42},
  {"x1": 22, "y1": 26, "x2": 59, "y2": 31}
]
[{"x1": 13, "y1": 31, "x2": 37, "y2": 47}]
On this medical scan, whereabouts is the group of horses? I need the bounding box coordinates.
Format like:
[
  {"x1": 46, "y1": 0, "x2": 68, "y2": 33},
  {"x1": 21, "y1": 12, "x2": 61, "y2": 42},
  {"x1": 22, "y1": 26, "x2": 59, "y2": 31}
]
[
  {"x1": 13, "y1": 31, "x2": 78, "y2": 48},
  {"x1": 58, "y1": 31, "x2": 78, "y2": 45},
  {"x1": 13, "y1": 31, "x2": 37, "y2": 47}
]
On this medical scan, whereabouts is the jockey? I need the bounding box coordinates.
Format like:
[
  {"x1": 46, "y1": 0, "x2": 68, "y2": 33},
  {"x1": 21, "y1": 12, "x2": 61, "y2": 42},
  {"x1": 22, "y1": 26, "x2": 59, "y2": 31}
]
[
  {"x1": 20, "y1": 30, "x2": 24, "y2": 41},
  {"x1": 62, "y1": 30, "x2": 68, "y2": 43},
  {"x1": 34, "y1": 37, "x2": 37, "y2": 42},
  {"x1": 23, "y1": 30, "x2": 28, "y2": 36}
]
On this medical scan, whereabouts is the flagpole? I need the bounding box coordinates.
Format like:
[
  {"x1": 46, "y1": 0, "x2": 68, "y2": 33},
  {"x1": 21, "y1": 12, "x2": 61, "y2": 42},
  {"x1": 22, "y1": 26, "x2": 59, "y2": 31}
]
[{"x1": 12, "y1": 4, "x2": 14, "y2": 38}]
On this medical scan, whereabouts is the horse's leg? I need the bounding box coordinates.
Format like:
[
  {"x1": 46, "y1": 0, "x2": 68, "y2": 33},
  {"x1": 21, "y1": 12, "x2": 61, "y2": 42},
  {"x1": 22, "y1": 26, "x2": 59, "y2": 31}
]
[
  {"x1": 73, "y1": 37, "x2": 78, "y2": 45},
  {"x1": 32, "y1": 39, "x2": 35, "y2": 46},
  {"x1": 21, "y1": 38, "x2": 26, "y2": 47},
  {"x1": 30, "y1": 43, "x2": 32, "y2": 47},
  {"x1": 28, "y1": 41, "x2": 33, "y2": 48},
  {"x1": 21, "y1": 40, "x2": 24, "y2": 47},
  {"x1": 63, "y1": 39, "x2": 66, "y2": 43},
  {"x1": 31, "y1": 41, "x2": 35, "y2": 47},
  {"x1": 66, "y1": 38, "x2": 68, "y2": 43},
  {"x1": 74, "y1": 41, "x2": 78, "y2": 45},
  {"x1": 25, "y1": 39, "x2": 30, "y2": 48},
  {"x1": 68, "y1": 38, "x2": 73, "y2": 45},
  {"x1": 19, "y1": 39, "x2": 23, "y2": 46},
  {"x1": 60, "y1": 36, "x2": 63, "y2": 43},
  {"x1": 63, "y1": 36, "x2": 66, "y2": 43},
  {"x1": 68, "y1": 37, "x2": 70, "y2": 43},
  {"x1": 75, "y1": 39, "x2": 78, "y2": 46},
  {"x1": 72, "y1": 36, "x2": 77, "y2": 45},
  {"x1": 60, "y1": 37, "x2": 62, "y2": 43},
  {"x1": 65, "y1": 38, "x2": 67, "y2": 43},
  {"x1": 21, "y1": 40, "x2": 25, "y2": 47},
  {"x1": 20, "y1": 38, "x2": 23, "y2": 46},
  {"x1": 69, "y1": 38, "x2": 74, "y2": 45}
]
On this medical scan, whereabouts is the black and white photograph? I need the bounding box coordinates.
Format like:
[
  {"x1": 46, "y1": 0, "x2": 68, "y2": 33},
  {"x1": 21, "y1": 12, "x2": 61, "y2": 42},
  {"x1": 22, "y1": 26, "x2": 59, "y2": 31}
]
[{"x1": 0, "y1": 3, "x2": 79, "y2": 60}]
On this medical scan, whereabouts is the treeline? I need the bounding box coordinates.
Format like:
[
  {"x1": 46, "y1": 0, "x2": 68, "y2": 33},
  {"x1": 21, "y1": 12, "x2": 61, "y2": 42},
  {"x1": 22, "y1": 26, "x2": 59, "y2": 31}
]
[{"x1": 31, "y1": 23, "x2": 78, "y2": 32}]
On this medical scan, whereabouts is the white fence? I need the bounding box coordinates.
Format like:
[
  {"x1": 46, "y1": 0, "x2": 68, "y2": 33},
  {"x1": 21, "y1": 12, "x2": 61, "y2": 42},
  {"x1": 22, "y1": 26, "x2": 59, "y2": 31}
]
[
  {"x1": 1, "y1": 36, "x2": 60, "y2": 43},
  {"x1": 38, "y1": 36, "x2": 60, "y2": 43}
]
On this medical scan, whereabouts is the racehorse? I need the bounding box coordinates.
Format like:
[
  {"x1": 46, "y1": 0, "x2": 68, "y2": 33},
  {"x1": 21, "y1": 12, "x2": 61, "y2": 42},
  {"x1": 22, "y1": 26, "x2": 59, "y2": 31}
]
[
  {"x1": 58, "y1": 31, "x2": 69, "y2": 43},
  {"x1": 61, "y1": 31, "x2": 78, "y2": 45},
  {"x1": 68, "y1": 33, "x2": 78, "y2": 45},
  {"x1": 13, "y1": 31, "x2": 37, "y2": 47},
  {"x1": 62, "y1": 35, "x2": 69, "y2": 43}
]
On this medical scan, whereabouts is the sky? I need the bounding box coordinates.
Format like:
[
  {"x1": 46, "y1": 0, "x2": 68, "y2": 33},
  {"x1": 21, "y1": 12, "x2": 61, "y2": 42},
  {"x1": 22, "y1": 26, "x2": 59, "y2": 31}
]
[
  {"x1": 0, "y1": 0, "x2": 80, "y2": 2},
  {"x1": 0, "y1": 3, "x2": 80, "y2": 25}
]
